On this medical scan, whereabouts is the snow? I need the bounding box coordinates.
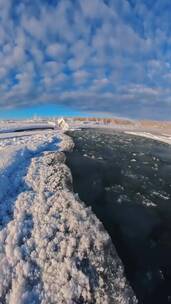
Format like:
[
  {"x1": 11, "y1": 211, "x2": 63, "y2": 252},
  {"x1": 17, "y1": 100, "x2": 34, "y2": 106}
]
[
  {"x1": 0, "y1": 121, "x2": 136, "y2": 303},
  {"x1": 0, "y1": 121, "x2": 57, "y2": 134},
  {"x1": 0, "y1": 129, "x2": 60, "y2": 230},
  {"x1": 0, "y1": 129, "x2": 56, "y2": 140},
  {"x1": 125, "y1": 131, "x2": 171, "y2": 146},
  {"x1": 57, "y1": 118, "x2": 69, "y2": 131}
]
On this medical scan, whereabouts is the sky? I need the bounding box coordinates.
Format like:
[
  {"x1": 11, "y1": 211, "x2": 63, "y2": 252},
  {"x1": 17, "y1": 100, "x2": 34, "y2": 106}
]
[{"x1": 0, "y1": 0, "x2": 171, "y2": 120}]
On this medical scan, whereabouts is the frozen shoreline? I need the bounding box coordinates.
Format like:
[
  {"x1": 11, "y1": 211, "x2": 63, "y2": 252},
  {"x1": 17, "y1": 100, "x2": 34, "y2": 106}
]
[
  {"x1": 0, "y1": 127, "x2": 137, "y2": 303},
  {"x1": 125, "y1": 131, "x2": 171, "y2": 146}
]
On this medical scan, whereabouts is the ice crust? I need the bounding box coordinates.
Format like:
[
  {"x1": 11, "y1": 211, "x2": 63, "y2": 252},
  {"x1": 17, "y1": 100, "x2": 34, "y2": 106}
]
[
  {"x1": 125, "y1": 131, "x2": 171, "y2": 146},
  {"x1": 0, "y1": 130, "x2": 137, "y2": 303}
]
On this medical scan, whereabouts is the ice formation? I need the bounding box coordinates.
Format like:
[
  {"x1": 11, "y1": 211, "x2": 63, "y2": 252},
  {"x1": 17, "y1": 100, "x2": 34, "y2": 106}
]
[
  {"x1": 0, "y1": 126, "x2": 137, "y2": 303},
  {"x1": 125, "y1": 131, "x2": 171, "y2": 146}
]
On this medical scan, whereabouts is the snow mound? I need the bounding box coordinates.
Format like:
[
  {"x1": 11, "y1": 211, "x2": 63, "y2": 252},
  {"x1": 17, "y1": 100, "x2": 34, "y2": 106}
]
[{"x1": 0, "y1": 131, "x2": 60, "y2": 229}]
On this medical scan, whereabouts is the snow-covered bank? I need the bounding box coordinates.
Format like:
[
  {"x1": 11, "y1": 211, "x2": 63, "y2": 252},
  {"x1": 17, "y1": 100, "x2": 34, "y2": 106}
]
[
  {"x1": 0, "y1": 127, "x2": 136, "y2": 303},
  {"x1": 0, "y1": 121, "x2": 57, "y2": 134},
  {"x1": 125, "y1": 131, "x2": 171, "y2": 146},
  {"x1": 0, "y1": 130, "x2": 60, "y2": 230}
]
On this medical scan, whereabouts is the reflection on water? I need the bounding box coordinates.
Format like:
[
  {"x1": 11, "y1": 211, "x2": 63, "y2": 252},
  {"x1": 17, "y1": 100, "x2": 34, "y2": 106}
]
[{"x1": 67, "y1": 129, "x2": 171, "y2": 304}]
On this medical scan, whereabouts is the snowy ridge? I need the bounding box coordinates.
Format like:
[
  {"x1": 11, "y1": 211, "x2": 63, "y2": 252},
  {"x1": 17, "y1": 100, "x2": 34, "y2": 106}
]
[
  {"x1": 0, "y1": 132, "x2": 136, "y2": 303},
  {"x1": 0, "y1": 122, "x2": 56, "y2": 134}
]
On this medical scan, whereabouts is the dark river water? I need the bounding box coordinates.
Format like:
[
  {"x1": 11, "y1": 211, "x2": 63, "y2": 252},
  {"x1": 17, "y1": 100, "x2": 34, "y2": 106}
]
[{"x1": 66, "y1": 128, "x2": 171, "y2": 304}]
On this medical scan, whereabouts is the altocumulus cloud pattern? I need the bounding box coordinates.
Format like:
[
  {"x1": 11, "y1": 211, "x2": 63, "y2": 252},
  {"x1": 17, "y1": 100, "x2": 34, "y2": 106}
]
[{"x1": 0, "y1": 0, "x2": 171, "y2": 119}]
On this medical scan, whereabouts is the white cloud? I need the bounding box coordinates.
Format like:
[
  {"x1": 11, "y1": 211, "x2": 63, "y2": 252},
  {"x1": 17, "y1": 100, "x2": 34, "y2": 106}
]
[
  {"x1": 47, "y1": 43, "x2": 66, "y2": 59},
  {"x1": 43, "y1": 61, "x2": 64, "y2": 77},
  {"x1": 73, "y1": 70, "x2": 90, "y2": 84},
  {"x1": 0, "y1": 0, "x2": 170, "y2": 119},
  {"x1": 22, "y1": 16, "x2": 45, "y2": 41},
  {"x1": 0, "y1": 67, "x2": 7, "y2": 79},
  {"x1": 80, "y1": 0, "x2": 110, "y2": 19}
]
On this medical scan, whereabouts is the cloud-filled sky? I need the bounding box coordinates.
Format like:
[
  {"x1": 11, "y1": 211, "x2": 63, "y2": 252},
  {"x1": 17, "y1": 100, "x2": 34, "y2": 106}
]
[{"x1": 0, "y1": 0, "x2": 171, "y2": 120}]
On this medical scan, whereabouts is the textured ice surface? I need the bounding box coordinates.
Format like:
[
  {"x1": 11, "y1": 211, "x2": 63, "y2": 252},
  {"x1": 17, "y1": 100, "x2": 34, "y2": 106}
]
[
  {"x1": 0, "y1": 126, "x2": 136, "y2": 303},
  {"x1": 0, "y1": 130, "x2": 60, "y2": 229}
]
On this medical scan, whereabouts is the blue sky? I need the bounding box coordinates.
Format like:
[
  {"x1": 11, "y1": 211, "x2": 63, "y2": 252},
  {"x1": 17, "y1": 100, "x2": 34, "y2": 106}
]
[
  {"x1": 0, "y1": 104, "x2": 88, "y2": 119},
  {"x1": 0, "y1": 0, "x2": 171, "y2": 120}
]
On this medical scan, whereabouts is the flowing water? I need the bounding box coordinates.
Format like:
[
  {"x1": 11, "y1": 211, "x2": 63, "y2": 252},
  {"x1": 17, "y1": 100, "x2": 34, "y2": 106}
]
[{"x1": 66, "y1": 128, "x2": 171, "y2": 304}]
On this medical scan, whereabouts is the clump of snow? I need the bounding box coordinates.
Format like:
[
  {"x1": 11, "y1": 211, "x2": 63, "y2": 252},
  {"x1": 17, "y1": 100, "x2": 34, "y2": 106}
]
[
  {"x1": 0, "y1": 126, "x2": 136, "y2": 303},
  {"x1": 57, "y1": 118, "x2": 69, "y2": 131},
  {"x1": 58, "y1": 133, "x2": 75, "y2": 152}
]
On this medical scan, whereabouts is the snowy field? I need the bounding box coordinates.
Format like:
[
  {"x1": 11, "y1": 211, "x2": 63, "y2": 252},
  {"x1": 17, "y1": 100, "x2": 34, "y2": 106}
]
[{"x1": 0, "y1": 121, "x2": 136, "y2": 304}]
